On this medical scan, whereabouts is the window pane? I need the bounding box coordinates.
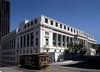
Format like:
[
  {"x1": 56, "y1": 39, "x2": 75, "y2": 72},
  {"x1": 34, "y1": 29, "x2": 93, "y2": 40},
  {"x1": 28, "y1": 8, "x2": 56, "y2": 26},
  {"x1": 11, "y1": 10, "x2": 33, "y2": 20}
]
[
  {"x1": 68, "y1": 27, "x2": 70, "y2": 31},
  {"x1": 36, "y1": 38, "x2": 38, "y2": 46},
  {"x1": 64, "y1": 25, "x2": 66, "y2": 29},
  {"x1": 60, "y1": 24, "x2": 62, "y2": 28},
  {"x1": 53, "y1": 33, "x2": 57, "y2": 46},
  {"x1": 27, "y1": 34, "x2": 29, "y2": 47},
  {"x1": 45, "y1": 18, "x2": 48, "y2": 23},
  {"x1": 58, "y1": 34, "x2": 61, "y2": 47},
  {"x1": 46, "y1": 38, "x2": 49, "y2": 46},
  {"x1": 34, "y1": 19, "x2": 37, "y2": 24},
  {"x1": 51, "y1": 20, "x2": 53, "y2": 25},
  {"x1": 56, "y1": 22, "x2": 58, "y2": 27},
  {"x1": 30, "y1": 32, "x2": 34, "y2": 46}
]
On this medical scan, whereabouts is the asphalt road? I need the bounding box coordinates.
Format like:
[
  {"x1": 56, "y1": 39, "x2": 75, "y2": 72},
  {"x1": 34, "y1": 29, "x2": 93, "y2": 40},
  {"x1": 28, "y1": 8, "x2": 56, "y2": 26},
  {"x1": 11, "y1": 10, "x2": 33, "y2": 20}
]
[
  {"x1": 0, "y1": 64, "x2": 100, "y2": 72},
  {"x1": 0, "y1": 60, "x2": 100, "y2": 72}
]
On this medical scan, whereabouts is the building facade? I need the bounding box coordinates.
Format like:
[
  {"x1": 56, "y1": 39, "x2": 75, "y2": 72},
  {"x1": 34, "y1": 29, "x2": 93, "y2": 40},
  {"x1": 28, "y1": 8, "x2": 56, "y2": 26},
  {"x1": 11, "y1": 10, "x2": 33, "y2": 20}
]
[
  {"x1": 0, "y1": 15, "x2": 97, "y2": 65},
  {"x1": 15, "y1": 15, "x2": 96, "y2": 63},
  {"x1": 0, "y1": 0, "x2": 10, "y2": 39},
  {"x1": 0, "y1": 31, "x2": 16, "y2": 66}
]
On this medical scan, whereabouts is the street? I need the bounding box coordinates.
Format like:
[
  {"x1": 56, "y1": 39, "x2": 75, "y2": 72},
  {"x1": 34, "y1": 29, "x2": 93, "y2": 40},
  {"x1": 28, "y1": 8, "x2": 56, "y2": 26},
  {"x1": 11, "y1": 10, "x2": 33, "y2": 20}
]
[{"x1": 0, "y1": 61, "x2": 100, "y2": 72}]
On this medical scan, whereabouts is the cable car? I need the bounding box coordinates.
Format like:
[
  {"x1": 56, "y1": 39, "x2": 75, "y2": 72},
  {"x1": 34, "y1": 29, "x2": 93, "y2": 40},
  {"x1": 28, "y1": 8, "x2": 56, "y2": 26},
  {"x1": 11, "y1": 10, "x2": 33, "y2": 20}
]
[{"x1": 20, "y1": 53, "x2": 49, "y2": 69}]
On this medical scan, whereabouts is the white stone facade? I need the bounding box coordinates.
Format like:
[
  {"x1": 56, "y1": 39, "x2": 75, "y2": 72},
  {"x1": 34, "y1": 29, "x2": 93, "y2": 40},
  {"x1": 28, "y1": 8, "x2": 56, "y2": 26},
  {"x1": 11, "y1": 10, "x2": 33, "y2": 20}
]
[
  {"x1": 15, "y1": 15, "x2": 96, "y2": 63},
  {"x1": 0, "y1": 15, "x2": 97, "y2": 65}
]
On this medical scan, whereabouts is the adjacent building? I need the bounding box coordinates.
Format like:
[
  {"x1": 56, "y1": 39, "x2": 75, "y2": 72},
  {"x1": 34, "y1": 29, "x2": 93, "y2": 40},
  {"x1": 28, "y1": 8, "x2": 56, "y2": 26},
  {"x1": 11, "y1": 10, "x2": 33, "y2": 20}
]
[
  {"x1": 0, "y1": 0, "x2": 10, "y2": 39},
  {"x1": 0, "y1": 15, "x2": 97, "y2": 65},
  {"x1": 0, "y1": 31, "x2": 16, "y2": 65}
]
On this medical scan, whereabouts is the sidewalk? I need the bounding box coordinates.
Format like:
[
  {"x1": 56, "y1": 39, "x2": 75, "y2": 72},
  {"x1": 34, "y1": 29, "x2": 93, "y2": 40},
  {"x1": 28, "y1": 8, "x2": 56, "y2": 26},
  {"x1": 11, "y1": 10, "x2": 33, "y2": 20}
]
[{"x1": 51, "y1": 60, "x2": 80, "y2": 65}]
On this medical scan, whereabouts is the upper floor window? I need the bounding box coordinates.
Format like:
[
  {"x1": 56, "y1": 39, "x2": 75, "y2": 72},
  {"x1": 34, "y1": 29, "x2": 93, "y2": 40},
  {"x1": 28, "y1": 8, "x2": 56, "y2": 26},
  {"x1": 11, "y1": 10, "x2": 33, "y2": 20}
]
[
  {"x1": 71, "y1": 28, "x2": 73, "y2": 32},
  {"x1": 30, "y1": 21, "x2": 33, "y2": 25},
  {"x1": 27, "y1": 34, "x2": 29, "y2": 47},
  {"x1": 70, "y1": 37, "x2": 73, "y2": 43},
  {"x1": 17, "y1": 38, "x2": 20, "y2": 48},
  {"x1": 34, "y1": 19, "x2": 37, "y2": 24},
  {"x1": 63, "y1": 35, "x2": 65, "y2": 47},
  {"x1": 30, "y1": 32, "x2": 34, "y2": 46},
  {"x1": 53, "y1": 33, "x2": 57, "y2": 46},
  {"x1": 45, "y1": 31, "x2": 49, "y2": 35},
  {"x1": 51, "y1": 20, "x2": 53, "y2": 25},
  {"x1": 55, "y1": 22, "x2": 58, "y2": 27},
  {"x1": 60, "y1": 24, "x2": 62, "y2": 28},
  {"x1": 20, "y1": 36, "x2": 23, "y2": 48},
  {"x1": 68, "y1": 27, "x2": 70, "y2": 31},
  {"x1": 74, "y1": 29, "x2": 75, "y2": 33},
  {"x1": 24, "y1": 25, "x2": 27, "y2": 29},
  {"x1": 45, "y1": 18, "x2": 48, "y2": 23},
  {"x1": 58, "y1": 34, "x2": 61, "y2": 47},
  {"x1": 64, "y1": 25, "x2": 66, "y2": 29},
  {"x1": 27, "y1": 23, "x2": 30, "y2": 27},
  {"x1": 67, "y1": 36, "x2": 69, "y2": 43},
  {"x1": 45, "y1": 38, "x2": 49, "y2": 46},
  {"x1": 23, "y1": 35, "x2": 26, "y2": 47}
]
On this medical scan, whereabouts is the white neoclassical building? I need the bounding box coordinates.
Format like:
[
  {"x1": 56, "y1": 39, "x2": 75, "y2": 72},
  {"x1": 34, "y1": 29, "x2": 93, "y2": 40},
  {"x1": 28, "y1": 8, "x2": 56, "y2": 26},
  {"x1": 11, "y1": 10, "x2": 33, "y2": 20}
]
[
  {"x1": 15, "y1": 15, "x2": 96, "y2": 63},
  {"x1": 0, "y1": 15, "x2": 97, "y2": 65}
]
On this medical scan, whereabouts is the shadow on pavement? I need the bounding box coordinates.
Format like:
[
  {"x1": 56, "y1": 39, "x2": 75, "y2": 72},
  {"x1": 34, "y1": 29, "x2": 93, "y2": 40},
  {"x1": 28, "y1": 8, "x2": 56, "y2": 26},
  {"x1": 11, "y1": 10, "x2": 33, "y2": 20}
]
[
  {"x1": 62, "y1": 56, "x2": 100, "y2": 70},
  {"x1": 62, "y1": 61, "x2": 100, "y2": 69}
]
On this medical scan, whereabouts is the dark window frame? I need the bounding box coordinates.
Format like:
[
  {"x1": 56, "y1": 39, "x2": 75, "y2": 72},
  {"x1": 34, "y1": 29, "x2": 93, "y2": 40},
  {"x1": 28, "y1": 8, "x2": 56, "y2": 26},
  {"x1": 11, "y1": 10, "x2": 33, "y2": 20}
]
[
  {"x1": 55, "y1": 22, "x2": 58, "y2": 27},
  {"x1": 68, "y1": 27, "x2": 70, "y2": 31},
  {"x1": 34, "y1": 19, "x2": 37, "y2": 24},
  {"x1": 64, "y1": 25, "x2": 66, "y2": 29},
  {"x1": 53, "y1": 33, "x2": 57, "y2": 46},
  {"x1": 45, "y1": 18, "x2": 48, "y2": 23},
  {"x1": 51, "y1": 20, "x2": 53, "y2": 25},
  {"x1": 71, "y1": 28, "x2": 73, "y2": 32},
  {"x1": 60, "y1": 24, "x2": 62, "y2": 28}
]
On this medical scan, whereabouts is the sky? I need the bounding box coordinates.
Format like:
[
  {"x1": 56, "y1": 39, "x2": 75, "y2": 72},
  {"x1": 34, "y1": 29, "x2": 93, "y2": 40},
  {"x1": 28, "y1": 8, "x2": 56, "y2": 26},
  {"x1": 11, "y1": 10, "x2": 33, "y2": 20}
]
[{"x1": 11, "y1": 0, "x2": 100, "y2": 43}]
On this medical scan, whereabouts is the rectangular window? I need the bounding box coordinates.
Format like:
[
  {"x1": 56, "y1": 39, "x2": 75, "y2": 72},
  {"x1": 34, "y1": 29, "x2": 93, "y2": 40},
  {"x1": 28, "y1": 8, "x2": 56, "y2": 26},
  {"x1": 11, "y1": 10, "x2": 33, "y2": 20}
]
[
  {"x1": 55, "y1": 22, "x2": 58, "y2": 27},
  {"x1": 45, "y1": 38, "x2": 49, "y2": 46},
  {"x1": 70, "y1": 37, "x2": 73, "y2": 44},
  {"x1": 51, "y1": 20, "x2": 53, "y2": 25},
  {"x1": 34, "y1": 19, "x2": 37, "y2": 24},
  {"x1": 20, "y1": 36, "x2": 22, "y2": 48},
  {"x1": 53, "y1": 33, "x2": 57, "y2": 46},
  {"x1": 74, "y1": 29, "x2": 75, "y2": 33},
  {"x1": 24, "y1": 25, "x2": 27, "y2": 29},
  {"x1": 27, "y1": 34, "x2": 29, "y2": 47},
  {"x1": 27, "y1": 23, "x2": 30, "y2": 27},
  {"x1": 22, "y1": 36, "x2": 24, "y2": 48},
  {"x1": 63, "y1": 35, "x2": 65, "y2": 47},
  {"x1": 30, "y1": 21, "x2": 33, "y2": 26},
  {"x1": 45, "y1": 18, "x2": 48, "y2": 23},
  {"x1": 13, "y1": 39, "x2": 15, "y2": 48},
  {"x1": 71, "y1": 28, "x2": 73, "y2": 32},
  {"x1": 68, "y1": 27, "x2": 70, "y2": 31},
  {"x1": 58, "y1": 34, "x2": 61, "y2": 47},
  {"x1": 67, "y1": 36, "x2": 69, "y2": 47},
  {"x1": 60, "y1": 24, "x2": 62, "y2": 28},
  {"x1": 30, "y1": 32, "x2": 34, "y2": 46},
  {"x1": 23, "y1": 35, "x2": 26, "y2": 47},
  {"x1": 36, "y1": 38, "x2": 38, "y2": 46},
  {"x1": 64, "y1": 25, "x2": 66, "y2": 29},
  {"x1": 45, "y1": 32, "x2": 49, "y2": 35},
  {"x1": 10, "y1": 40, "x2": 12, "y2": 48},
  {"x1": 17, "y1": 38, "x2": 19, "y2": 48}
]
